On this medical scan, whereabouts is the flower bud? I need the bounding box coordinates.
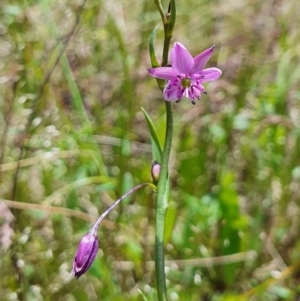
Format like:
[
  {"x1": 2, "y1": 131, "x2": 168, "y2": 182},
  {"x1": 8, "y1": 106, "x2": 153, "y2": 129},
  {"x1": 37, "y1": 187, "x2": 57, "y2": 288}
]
[
  {"x1": 151, "y1": 161, "x2": 161, "y2": 182},
  {"x1": 72, "y1": 231, "x2": 98, "y2": 279}
]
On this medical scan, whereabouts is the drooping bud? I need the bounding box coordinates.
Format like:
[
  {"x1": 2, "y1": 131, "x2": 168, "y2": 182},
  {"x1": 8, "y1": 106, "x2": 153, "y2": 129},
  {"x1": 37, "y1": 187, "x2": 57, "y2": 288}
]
[
  {"x1": 151, "y1": 161, "x2": 161, "y2": 182},
  {"x1": 72, "y1": 230, "x2": 98, "y2": 279}
]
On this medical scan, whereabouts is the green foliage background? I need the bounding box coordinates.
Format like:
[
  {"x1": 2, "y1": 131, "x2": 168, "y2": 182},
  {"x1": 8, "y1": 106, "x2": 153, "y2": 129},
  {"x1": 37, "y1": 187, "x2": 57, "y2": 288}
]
[{"x1": 1, "y1": 0, "x2": 300, "y2": 300}]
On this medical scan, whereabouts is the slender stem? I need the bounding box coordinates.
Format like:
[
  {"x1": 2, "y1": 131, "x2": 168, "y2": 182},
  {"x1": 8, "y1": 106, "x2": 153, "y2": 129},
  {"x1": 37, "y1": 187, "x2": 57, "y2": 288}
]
[
  {"x1": 155, "y1": 102, "x2": 173, "y2": 301},
  {"x1": 153, "y1": 0, "x2": 166, "y2": 25},
  {"x1": 152, "y1": 1, "x2": 175, "y2": 299},
  {"x1": 162, "y1": 35, "x2": 172, "y2": 66},
  {"x1": 154, "y1": 1, "x2": 174, "y2": 297},
  {"x1": 91, "y1": 183, "x2": 155, "y2": 233}
]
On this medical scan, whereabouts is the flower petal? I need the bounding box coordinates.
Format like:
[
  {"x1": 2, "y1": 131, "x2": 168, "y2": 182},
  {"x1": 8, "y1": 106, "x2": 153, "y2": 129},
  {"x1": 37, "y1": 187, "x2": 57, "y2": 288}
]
[
  {"x1": 191, "y1": 45, "x2": 215, "y2": 73},
  {"x1": 148, "y1": 67, "x2": 176, "y2": 81},
  {"x1": 198, "y1": 68, "x2": 222, "y2": 82},
  {"x1": 72, "y1": 232, "x2": 99, "y2": 279},
  {"x1": 188, "y1": 85, "x2": 202, "y2": 101},
  {"x1": 171, "y1": 42, "x2": 194, "y2": 75},
  {"x1": 163, "y1": 80, "x2": 185, "y2": 101}
]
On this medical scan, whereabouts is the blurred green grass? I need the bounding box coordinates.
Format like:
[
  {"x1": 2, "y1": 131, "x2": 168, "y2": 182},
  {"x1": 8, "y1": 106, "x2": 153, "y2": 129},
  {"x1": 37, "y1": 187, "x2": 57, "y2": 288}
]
[{"x1": 1, "y1": 0, "x2": 300, "y2": 300}]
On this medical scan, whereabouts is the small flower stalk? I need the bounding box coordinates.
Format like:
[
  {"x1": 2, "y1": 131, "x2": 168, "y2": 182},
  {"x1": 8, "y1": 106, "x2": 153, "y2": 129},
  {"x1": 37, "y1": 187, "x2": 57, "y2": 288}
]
[
  {"x1": 72, "y1": 227, "x2": 99, "y2": 279},
  {"x1": 148, "y1": 42, "x2": 222, "y2": 104},
  {"x1": 71, "y1": 183, "x2": 152, "y2": 279}
]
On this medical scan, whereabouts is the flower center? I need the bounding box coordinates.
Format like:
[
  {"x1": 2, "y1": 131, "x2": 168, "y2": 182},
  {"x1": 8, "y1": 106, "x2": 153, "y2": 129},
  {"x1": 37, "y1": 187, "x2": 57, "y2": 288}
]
[{"x1": 181, "y1": 77, "x2": 191, "y2": 88}]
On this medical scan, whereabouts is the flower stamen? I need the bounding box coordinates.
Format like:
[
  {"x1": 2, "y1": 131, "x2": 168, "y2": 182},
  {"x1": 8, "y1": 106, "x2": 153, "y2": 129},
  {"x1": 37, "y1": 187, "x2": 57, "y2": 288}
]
[{"x1": 181, "y1": 78, "x2": 191, "y2": 88}]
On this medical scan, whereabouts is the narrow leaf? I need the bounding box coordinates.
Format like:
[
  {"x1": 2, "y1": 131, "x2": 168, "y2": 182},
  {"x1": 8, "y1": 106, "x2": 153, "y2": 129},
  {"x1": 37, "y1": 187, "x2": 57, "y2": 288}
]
[
  {"x1": 149, "y1": 25, "x2": 165, "y2": 90},
  {"x1": 138, "y1": 289, "x2": 150, "y2": 301},
  {"x1": 164, "y1": 200, "x2": 176, "y2": 244},
  {"x1": 167, "y1": 0, "x2": 176, "y2": 37},
  {"x1": 149, "y1": 24, "x2": 160, "y2": 68},
  {"x1": 142, "y1": 107, "x2": 163, "y2": 163}
]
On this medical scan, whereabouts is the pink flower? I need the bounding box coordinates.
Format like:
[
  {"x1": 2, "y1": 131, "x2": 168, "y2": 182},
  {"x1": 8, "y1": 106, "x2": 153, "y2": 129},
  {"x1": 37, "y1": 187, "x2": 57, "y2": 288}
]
[
  {"x1": 148, "y1": 42, "x2": 222, "y2": 104},
  {"x1": 72, "y1": 231, "x2": 98, "y2": 279}
]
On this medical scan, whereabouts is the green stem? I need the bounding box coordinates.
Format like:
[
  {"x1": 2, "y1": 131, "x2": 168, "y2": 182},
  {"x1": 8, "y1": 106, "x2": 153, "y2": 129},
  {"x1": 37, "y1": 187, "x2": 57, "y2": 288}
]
[
  {"x1": 153, "y1": 0, "x2": 166, "y2": 25},
  {"x1": 155, "y1": 101, "x2": 173, "y2": 301},
  {"x1": 152, "y1": 1, "x2": 175, "y2": 299},
  {"x1": 162, "y1": 35, "x2": 172, "y2": 66}
]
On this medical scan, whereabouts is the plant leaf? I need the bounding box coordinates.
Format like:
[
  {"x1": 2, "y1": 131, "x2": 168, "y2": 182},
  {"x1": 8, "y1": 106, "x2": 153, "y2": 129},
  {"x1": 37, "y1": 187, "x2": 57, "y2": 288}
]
[
  {"x1": 167, "y1": 0, "x2": 176, "y2": 37},
  {"x1": 138, "y1": 289, "x2": 150, "y2": 301},
  {"x1": 141, "y1": 107, "x2": 163, "y2": 163},
  {"x1": 149, "y1": 24, "x2": 160, "y2": 68},
  {"x1": 149, "y1": 25, "x2": 165, "y2": 90}
]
